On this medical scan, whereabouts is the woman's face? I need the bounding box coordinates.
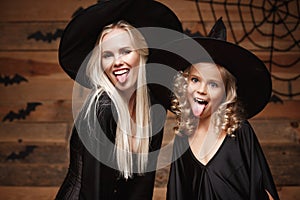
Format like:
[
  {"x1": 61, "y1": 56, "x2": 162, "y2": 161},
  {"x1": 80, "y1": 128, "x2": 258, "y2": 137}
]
[
  {"x1": 187, "y1": 63, "x2": 226, "y2": 119},
  {"x1": 101, "y1": 28, "x2": 140, "y2": 93}
]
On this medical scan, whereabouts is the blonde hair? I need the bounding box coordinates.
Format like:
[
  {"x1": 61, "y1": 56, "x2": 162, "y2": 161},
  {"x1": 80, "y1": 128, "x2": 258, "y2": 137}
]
[
  {"x1": 84, "y1": 20, "x2": 151, "y2": 179},
  {"x1": 172, "y1": 64, "x2": 244, "y2": 137}
]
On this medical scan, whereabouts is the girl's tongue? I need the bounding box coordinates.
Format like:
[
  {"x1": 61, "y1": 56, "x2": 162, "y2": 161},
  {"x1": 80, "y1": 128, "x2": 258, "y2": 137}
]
[{"x1": 192, "y1": 102, "x2": 206, "y2": 117}]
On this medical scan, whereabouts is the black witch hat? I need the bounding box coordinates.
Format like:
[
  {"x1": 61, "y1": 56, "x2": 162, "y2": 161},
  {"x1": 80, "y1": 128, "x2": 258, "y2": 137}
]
[{"x1": 148, "y1": 18, "x2": 272, "y2": 118}]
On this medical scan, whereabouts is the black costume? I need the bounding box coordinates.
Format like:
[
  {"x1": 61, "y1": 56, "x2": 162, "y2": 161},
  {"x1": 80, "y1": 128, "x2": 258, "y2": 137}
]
[
  {"x1": 56, "y1": 0, "x2": 183, "y2": 199},
  {"x1": 56, "y1": 92, "x2": 165, "y2": 200},
  {"x1": 167, "y1": 121, "x2": 280, "y2": 200}
]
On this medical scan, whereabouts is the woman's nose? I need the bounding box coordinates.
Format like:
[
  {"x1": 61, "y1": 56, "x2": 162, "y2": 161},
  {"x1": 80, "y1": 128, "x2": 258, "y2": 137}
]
[{"x1": 114, "y1": 56, "x2": 124, "y2": 67}]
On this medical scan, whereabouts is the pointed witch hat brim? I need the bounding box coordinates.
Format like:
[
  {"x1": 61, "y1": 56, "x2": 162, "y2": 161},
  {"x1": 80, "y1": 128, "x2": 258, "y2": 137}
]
[{"x1": 148, "y1": 18, "x2": 272, "y2": 118}]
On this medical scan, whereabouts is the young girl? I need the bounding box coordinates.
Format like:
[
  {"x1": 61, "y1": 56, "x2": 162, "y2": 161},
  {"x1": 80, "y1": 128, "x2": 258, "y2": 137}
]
[
  {"x1": 55, "y1": 0, "x2": 183, "y2": 199},
  {"x1": 166, "y1": 19, "x2": 280, "y2": 200}
]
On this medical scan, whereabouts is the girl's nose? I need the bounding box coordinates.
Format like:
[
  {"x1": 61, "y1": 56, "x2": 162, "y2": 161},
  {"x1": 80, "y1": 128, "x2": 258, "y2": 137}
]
[{"x1": 197, "y1": 83, "x2": 207, "y2": 94}]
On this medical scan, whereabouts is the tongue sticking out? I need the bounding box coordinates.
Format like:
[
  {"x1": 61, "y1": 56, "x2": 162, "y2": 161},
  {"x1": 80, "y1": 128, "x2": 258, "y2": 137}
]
[
  {"x1": 116, "y1": 73, "x2": 128, "y2": 84},
  {"x1": 192, "y1": 103, "x2": 206, "y2": 116}
]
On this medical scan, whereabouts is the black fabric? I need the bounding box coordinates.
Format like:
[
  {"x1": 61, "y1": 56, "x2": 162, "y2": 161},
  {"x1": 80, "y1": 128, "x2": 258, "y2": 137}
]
[
  {"x1": 167, "y1": 121, "x2": 280, "y2": 200},
  {"x1": 55, "y1": 92, "x2": 165, "y2": 200}
]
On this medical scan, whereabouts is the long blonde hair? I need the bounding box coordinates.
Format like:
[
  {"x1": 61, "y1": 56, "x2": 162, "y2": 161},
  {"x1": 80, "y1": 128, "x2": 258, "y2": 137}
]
[
  {"x1": 84, "y1": 20, "x2": 151, "y2": 179},
  {"x1": 172, "y1": 64, "x2": 244, "y2": 136}
]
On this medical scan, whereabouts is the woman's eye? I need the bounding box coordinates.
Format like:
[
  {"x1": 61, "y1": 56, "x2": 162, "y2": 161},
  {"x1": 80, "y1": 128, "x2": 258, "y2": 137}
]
[
  {"x1": 121, "y1": 49, "x2": 132, "y2": 55},
  {"x1": 102, "y1": 52, "x2": 113, "y2": 59}
]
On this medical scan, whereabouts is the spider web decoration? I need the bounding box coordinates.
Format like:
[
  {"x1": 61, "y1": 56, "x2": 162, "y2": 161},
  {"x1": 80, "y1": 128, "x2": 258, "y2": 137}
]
[{"x1": 185, "y1": 0, "x2": 300, "y2": 101}]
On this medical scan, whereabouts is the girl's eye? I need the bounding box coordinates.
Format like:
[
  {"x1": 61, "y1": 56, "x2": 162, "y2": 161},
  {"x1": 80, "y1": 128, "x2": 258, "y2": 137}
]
[
  {"x1": 191, "y1": 77, "x2": 198, "y2": 83},
  {"x1": 102, "y1": 52, "x2": 113, "y2": 59},
  {"x1": 209, "y1": 82, "x2": 218, "y2": 88}
]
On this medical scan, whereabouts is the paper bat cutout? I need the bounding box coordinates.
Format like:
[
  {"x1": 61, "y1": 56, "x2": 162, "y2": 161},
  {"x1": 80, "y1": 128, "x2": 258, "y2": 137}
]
[
  {"x1": 6, "y1": 145, "x2": 38, "y2": 161},
  {"x1": 0, "y1": 74, "x2": 28, "y2": 86},
  {"x1": 184, "y1": 29, "x2": 203, "y2": 37},
  {"x1": 269, "y1": 94, "x2": 283, "y2": 104},
  {"x1": 2, "y1": 102, "x2": 42, "y2": 122},
  {"x1": 27, "y1": 29, "x2": 63, "y2": 43}
]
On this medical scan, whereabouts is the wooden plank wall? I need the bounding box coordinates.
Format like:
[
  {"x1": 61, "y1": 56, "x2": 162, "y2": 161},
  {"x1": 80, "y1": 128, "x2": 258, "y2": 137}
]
[{"x1": 0, "y1": 0, "x2": 299, "y2": 199}]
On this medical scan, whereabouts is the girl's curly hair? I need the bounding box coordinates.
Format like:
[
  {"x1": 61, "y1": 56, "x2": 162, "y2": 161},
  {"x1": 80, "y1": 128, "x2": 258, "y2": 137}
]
[{"x1": 171, "y1": 64, "x2": 245, "y2": 137}]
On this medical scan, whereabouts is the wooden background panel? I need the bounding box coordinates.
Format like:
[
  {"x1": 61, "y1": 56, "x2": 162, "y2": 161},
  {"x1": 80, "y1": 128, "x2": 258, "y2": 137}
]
[
  {"x1": 250, "y1": 119, "x2": 300, "y2": 143},
  {"x1": 0, "y1": 163, "x2": 67, "y2": 186},
  {"x1": 264, "y1": 143, "x2": 300, "y2": 186},
  {"x1": 0, "y1": 52, "x2": 59, "y2": 65},
  {"x1": 0, "y1": 123, "x2": 69, "y2": 143},
  {"x1": 0, "y1": 0, "x2": 95, "y2": 22},
  {"x1": 1, "y1": 0, "x2": 298, "y2": 23},
  {"x1": 254, "y1": 100, "x2": 300, "y2": 119},
  {"x1": 0, "y1": 22, "x2": 65, "y2": 50},
  {"x1": 0, "y1": 78, "x2": 73, "y2": 103},
  {"x1": 0, "y1": 186, "x2": 59, "y2": 200},
  {"x1": 0, "y1": 58, "x2": 63, "y2": 76}
]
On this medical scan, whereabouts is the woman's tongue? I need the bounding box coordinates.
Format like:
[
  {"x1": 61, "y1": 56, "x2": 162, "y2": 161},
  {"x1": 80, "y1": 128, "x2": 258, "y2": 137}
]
[
  {"x1": 192, "y1": 102, "x2": 206, "y2": 117},
  {"x1": 115, "y1": 71, "x2": 129, "y2": 83}
]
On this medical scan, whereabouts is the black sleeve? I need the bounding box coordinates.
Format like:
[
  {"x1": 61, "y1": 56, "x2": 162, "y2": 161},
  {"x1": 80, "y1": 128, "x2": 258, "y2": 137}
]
[
  {"x1": 55, "y1": 127, "x2": 83, "y2": 200},
  {"x1": 79, "y1": 93, "x2": 118, "y2": 199},
  {"x1": 238, "y1": 121, "x2": 280, "y2": 200},
  {"x1": 167, "y1": 136, "x2": 190, "y2": 200}
]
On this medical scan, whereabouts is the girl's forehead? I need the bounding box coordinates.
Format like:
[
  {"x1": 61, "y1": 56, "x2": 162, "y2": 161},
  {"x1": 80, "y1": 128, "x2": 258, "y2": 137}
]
[{"x1": 190, "y1": 63, "x2": 222, "y2": 78}]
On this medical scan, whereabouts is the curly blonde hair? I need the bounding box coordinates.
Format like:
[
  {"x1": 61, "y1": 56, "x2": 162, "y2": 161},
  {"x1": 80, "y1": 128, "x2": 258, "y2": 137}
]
[{"x1": 171, "y1": 64, "x2": 244, "y2": 137}]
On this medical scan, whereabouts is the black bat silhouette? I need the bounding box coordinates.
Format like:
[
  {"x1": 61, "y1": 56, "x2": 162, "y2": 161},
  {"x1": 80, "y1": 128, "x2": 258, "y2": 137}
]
[
  {"x1": 6, "y1": 145, "x2": 38, "y2": 161},
  {"x1": 269, "y1": 94, "x2": 283, "y2": 104},
  {"x1": 2, "y1": 102, "x2": 42, "y2": 122},
  {"x1": 184, "y1": 29, "x2": 203, "y2": 37},
  {"x1": 0, "y1": 74, "x2": 28, "y2": 86},
  {"x1": 27, "y1": 29, "x2": 64, "y2": 43}
]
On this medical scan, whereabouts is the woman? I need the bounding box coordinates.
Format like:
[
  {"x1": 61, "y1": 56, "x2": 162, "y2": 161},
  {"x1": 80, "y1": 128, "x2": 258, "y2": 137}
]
[{"x1": 55, "y1": 0, "x2": 183, "y2": 199}]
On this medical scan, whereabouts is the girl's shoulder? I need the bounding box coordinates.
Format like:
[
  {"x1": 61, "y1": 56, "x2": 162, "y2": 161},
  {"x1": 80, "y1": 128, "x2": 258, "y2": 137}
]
[
  {"x1": 235, "y1": 120, "x2": 255, "y2": 135},
  {"x1": 234, "y1": 120, "x2": 260, "y2": 149}
]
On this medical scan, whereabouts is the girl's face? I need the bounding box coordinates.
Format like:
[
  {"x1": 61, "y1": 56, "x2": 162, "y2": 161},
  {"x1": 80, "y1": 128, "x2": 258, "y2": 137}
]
[
  {"x1": 101, "y1": 28, "x2": 140, "y2": 92},
  {"x1": 187, "y1": 63, "x2": 226, "y2": 119}
]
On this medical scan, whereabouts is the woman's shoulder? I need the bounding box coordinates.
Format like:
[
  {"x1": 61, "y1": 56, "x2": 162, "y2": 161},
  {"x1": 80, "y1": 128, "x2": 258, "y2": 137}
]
[
  {"x1": 95, "y1": 91, "x2": 116, "y2": 120},
  {"x1": 98, "y1": 91, "x2": 111, "y2": 103}
]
